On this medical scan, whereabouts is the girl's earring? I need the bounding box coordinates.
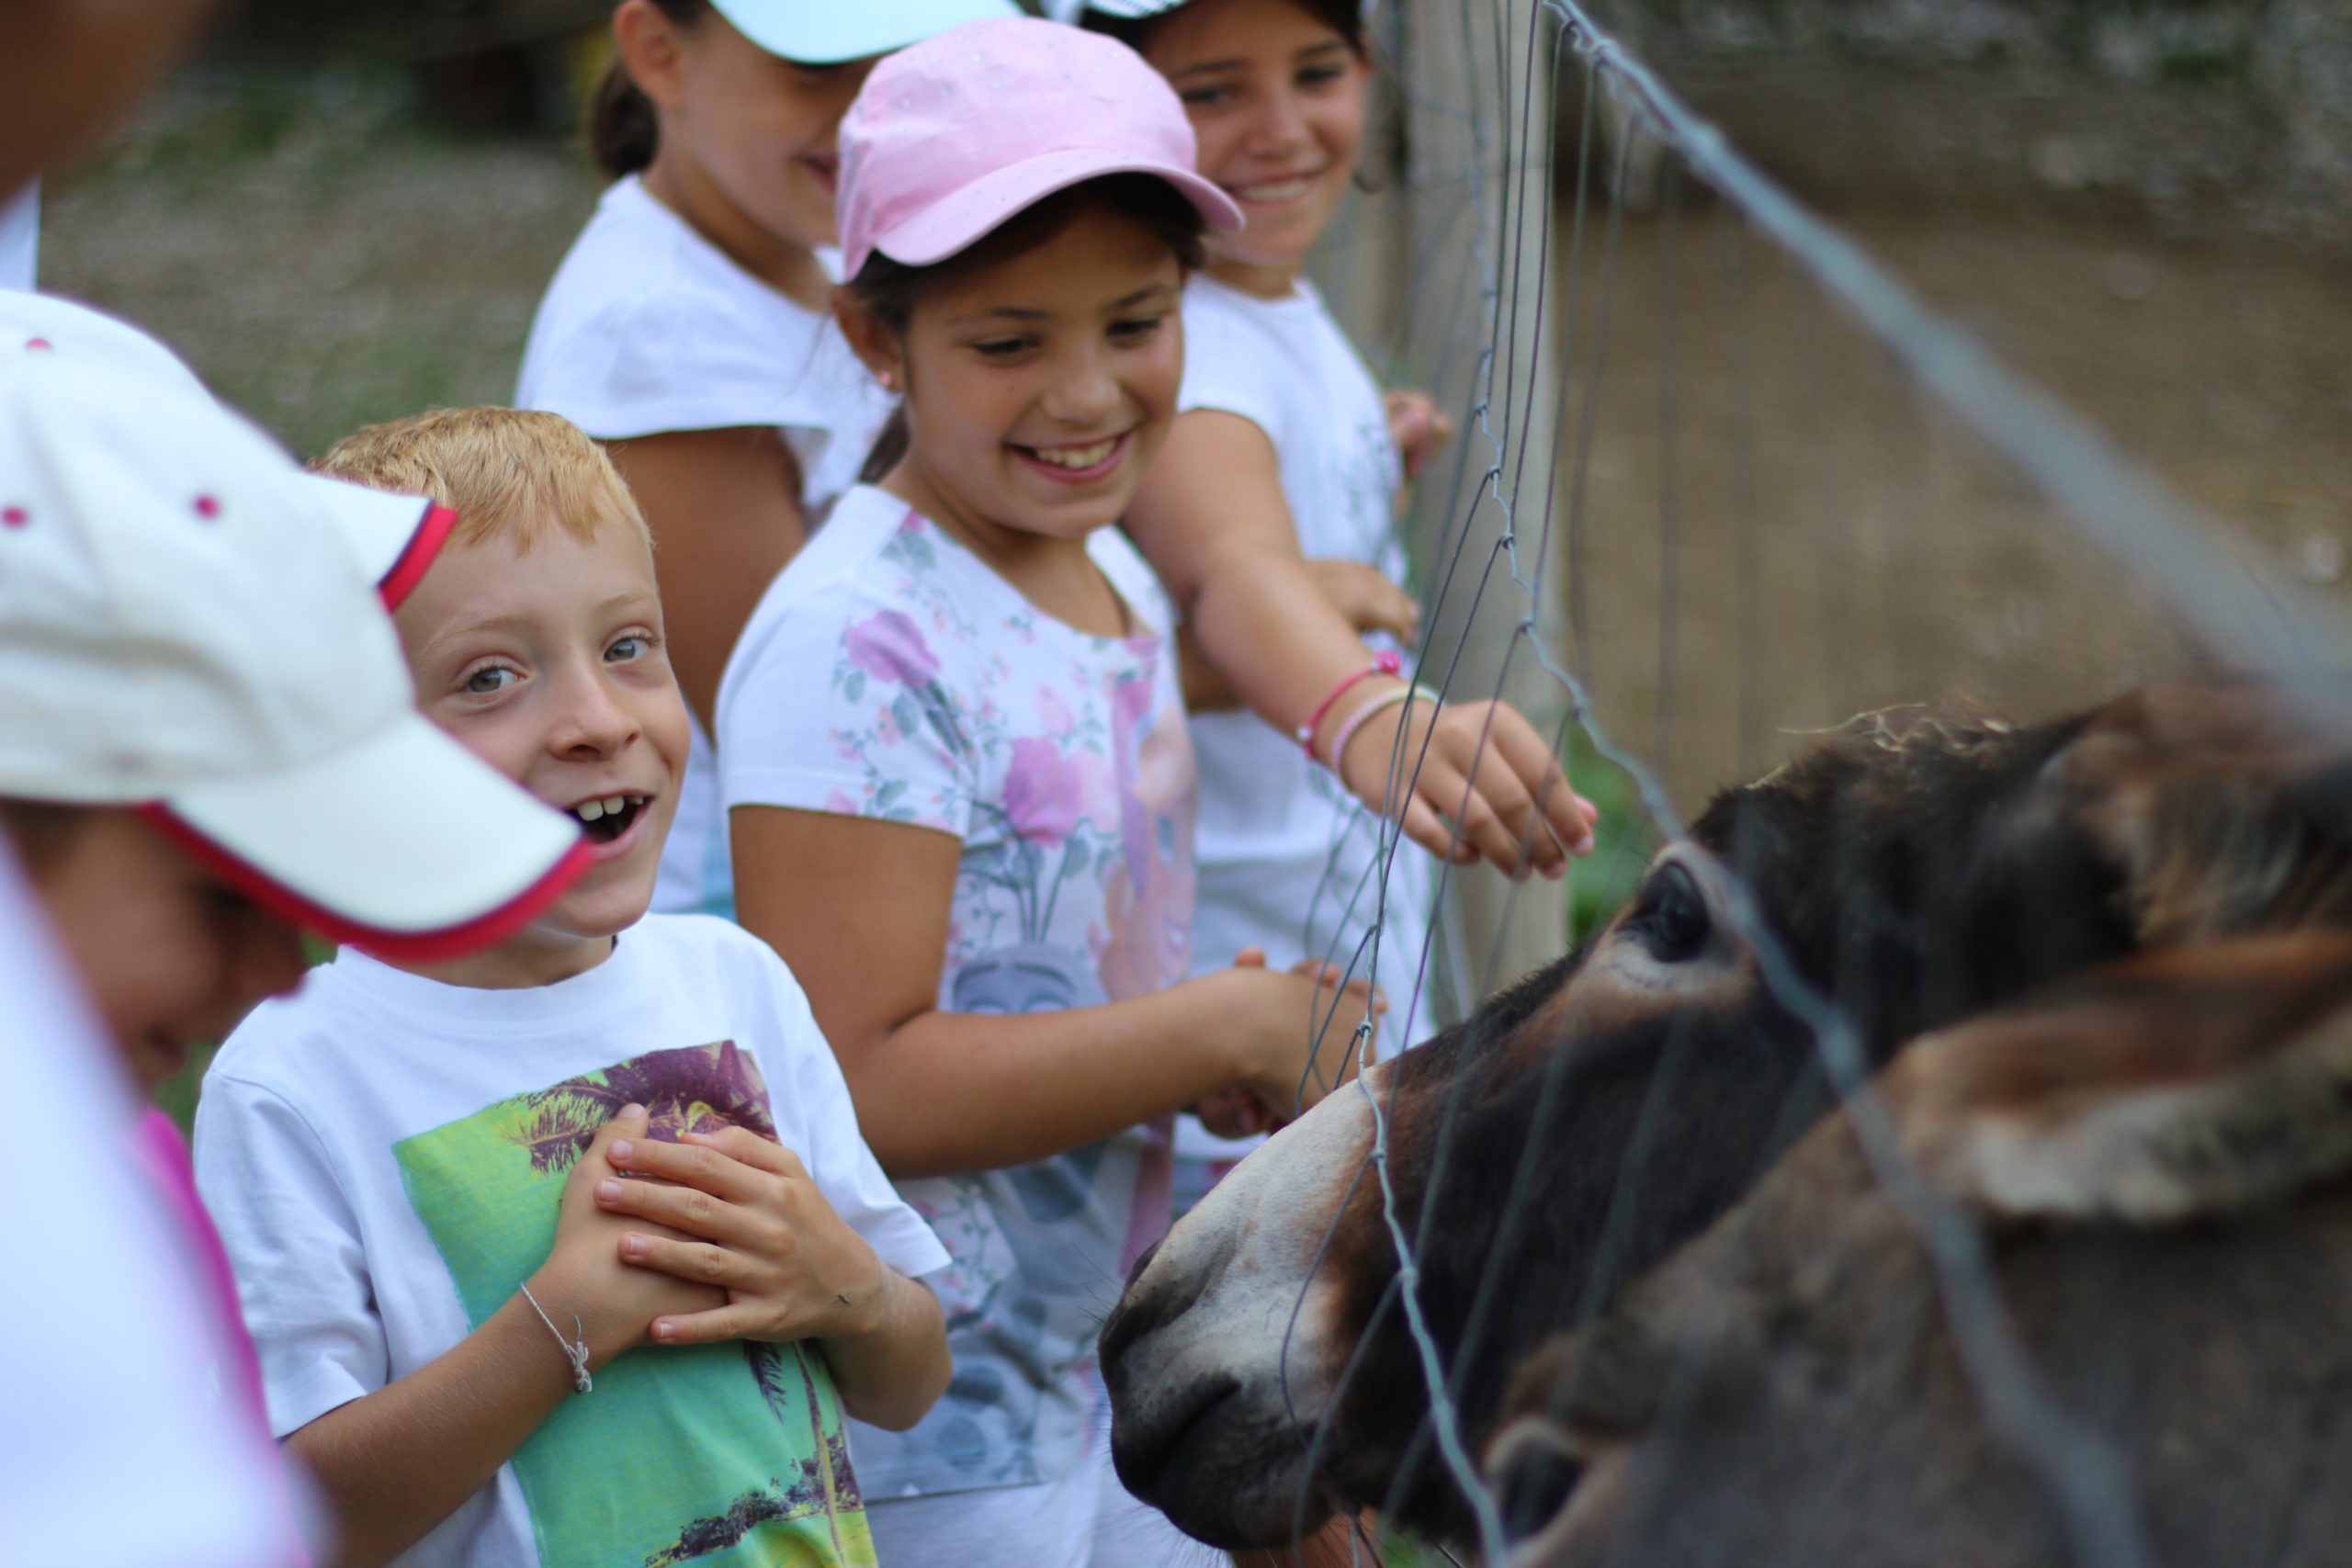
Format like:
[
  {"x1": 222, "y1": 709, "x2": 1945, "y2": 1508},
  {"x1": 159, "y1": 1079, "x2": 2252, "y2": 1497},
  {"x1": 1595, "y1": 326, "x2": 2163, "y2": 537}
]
[{"x1": 878, "y1": 368, "x2": 898, "y2": 392}]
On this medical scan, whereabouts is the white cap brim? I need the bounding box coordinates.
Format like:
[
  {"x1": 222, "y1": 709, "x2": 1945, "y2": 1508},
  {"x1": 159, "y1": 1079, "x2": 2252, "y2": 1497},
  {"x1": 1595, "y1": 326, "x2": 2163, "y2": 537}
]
[
  {"x1": 868, "y1": 147, "x2": 1244, "y2": 274},
  {"x1": 715, "y1": 0, "x2": 1024, "y2": 64},
  {"x1": 305, "y1": 476, "x2": 456, "y2": 609},
  {"x1": 151, "y1": 708, "x2": 591, "y2": 964}
]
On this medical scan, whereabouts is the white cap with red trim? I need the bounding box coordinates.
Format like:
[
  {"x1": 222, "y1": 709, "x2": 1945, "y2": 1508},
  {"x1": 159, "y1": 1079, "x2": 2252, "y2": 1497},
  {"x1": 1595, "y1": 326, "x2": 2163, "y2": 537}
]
[
  {"x1": 0, "y1": 350, "x2": 590, "y2": 962},
  {"x1": 0, "y1": 292, "x2": 454, "y2": 608}
]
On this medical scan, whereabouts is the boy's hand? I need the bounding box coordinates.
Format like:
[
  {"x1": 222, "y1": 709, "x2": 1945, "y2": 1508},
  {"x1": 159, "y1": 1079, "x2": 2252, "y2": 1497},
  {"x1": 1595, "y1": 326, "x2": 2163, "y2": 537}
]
[
  {"x1": 1306, "y1": 558, "x2": 1420, "y2": 643},
  {"x1": 536, "y1": 1106, "x2": 726, "y2": 1367},
  {"x1": 1384, "y1": 389, "x2": 1453, "y2": 480},
  {"x1": 1333, "y1": 689, "x2": 1601, "y2": 880},
  {"x1": 599, "y1": 1127, "x2": 891, "y2": 1348}
]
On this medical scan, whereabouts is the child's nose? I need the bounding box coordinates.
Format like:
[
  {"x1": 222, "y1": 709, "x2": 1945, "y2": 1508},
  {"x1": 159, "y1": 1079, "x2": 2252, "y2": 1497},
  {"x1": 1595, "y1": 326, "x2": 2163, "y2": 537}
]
[
  {"x1": 551, "y1": 669, "x2": 639, "y2": 756},
  {"x1": 1045, "y1": 355, "x2": 1119, "y2": 427},
  {"x1": 1244, "y1": 88, "x2": 1311, "y2": 156}
]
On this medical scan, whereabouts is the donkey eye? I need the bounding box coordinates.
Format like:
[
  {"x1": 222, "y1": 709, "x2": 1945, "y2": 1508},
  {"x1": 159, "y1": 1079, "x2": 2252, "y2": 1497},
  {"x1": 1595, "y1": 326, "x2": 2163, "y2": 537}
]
[{"x1": 1634, "y1": 863, "x2": 1711, "y2": 963}]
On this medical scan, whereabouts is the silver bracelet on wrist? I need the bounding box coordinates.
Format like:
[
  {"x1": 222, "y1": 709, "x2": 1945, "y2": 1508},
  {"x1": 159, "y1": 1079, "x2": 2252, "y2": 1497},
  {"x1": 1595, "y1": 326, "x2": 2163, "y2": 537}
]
[{"x1": 518, "y1": 1281, "x2": 594, "y2": 1394}]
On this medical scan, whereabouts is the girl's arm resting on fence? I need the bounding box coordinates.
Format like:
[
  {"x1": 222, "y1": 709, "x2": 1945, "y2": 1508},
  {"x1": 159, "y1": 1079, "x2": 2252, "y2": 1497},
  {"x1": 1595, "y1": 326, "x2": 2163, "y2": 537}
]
[
  {"x1": 604, "y1": 427, "x2": 808, "y2": 733},
  {"x1": 1121, "y1": 410, "x2": 1593, "y2": 875},
  {"x1": 286, "y1": 1111, "x2": 719, "y2": 1568},
  {"x1": 730, "y1": 805, "x2": 1373, "y2": 1179}
]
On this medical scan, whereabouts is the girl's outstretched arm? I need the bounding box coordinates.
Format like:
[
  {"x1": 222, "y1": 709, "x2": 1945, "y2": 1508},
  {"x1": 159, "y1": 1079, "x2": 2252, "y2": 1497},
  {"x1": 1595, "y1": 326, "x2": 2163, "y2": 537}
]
[
  {"x1": 731, "y1": 806, "x2": 1374, "y2": 1179},
  {"x1": 604, "y1": 427, "x2": 809, "y2": 733},
  {"x1": 1122, "y1": 409, "x2": 1598, "y2": 876}
]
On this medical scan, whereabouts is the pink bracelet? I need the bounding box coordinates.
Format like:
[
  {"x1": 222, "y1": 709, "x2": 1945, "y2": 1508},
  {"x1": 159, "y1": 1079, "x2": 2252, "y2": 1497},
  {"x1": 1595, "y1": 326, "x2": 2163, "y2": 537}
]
[
  {"x1": 1295, "y1": 650, "x2": 1402, "y2": 755},
  {"x1": 1327, "y1": 682, "x2": 1440, "y2": 773}
]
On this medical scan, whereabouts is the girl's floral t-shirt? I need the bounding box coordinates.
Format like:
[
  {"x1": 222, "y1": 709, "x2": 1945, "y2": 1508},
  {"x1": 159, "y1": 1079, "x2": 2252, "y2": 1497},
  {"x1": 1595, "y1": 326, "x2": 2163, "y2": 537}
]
[{"x1": 718, "y1": 483, "x2": 1197, "y2": 1502}]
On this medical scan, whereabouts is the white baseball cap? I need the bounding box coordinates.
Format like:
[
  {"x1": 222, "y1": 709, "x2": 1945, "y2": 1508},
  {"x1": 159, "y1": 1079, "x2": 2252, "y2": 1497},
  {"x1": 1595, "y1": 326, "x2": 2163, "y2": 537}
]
[
  {"x1": 0, "y1": 352, "x2": 591, "y2": 962},
  {"x1": 0, "y1": 292, "x2": 455, "y2": 608},
  {"x1": 711, "y1": 0, "x2": 1023, "y2": 64}
]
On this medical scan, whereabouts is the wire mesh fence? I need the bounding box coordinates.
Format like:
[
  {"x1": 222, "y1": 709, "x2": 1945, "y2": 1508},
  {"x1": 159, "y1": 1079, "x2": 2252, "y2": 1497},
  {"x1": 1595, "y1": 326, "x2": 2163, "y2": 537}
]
[{"x1": 1149, "y1": 0, "x2": 2352, "y2": 1562}]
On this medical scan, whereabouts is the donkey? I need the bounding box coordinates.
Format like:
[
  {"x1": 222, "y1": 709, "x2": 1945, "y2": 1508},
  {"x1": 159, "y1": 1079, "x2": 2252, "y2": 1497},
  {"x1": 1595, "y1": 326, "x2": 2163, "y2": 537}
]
[
  {"x1": 1099, "y1": 678, "x2": 2352, "y2": 1549},
  {"x1": 1487, "y1": 931, "x2": 2352, "y2": 1568}
]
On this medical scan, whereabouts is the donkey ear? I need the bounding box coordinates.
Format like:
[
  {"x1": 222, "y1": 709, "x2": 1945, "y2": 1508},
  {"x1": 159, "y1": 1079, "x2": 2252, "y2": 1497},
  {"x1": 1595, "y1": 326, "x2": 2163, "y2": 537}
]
[
  {"x1": 1894, "y1": 937, "x2": 2352, "y2": 1225},
  {"x1": 2046, "y1": 681, "x2": 2352, "y2": 946}
]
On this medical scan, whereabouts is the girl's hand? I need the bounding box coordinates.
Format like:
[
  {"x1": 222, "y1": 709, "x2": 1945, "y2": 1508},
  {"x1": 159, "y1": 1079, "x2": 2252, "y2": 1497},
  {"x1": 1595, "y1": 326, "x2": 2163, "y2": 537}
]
[
  {"x1": 1383, "y1": 389, "x2": 1453, "y2": 481},
  {"x1": 534, "y1": 1106, "x2": 726, "y2": 1367},
  {"x1": 1191, "y1": 947, "x2": 1376, "y2": 1137},
  {"x1": 1330, "y1": 685, "x2": 1601, "y2": 878},
  {"x1": 1205, "y1": 949, "x2": 1385, "y2": 1132},
  {"x1": 1306, "y1": 558, "x2": 1420, "y2": 643},
  {"x1": 597, "y1": 1125, "x2": 891, "y2": 1348}
]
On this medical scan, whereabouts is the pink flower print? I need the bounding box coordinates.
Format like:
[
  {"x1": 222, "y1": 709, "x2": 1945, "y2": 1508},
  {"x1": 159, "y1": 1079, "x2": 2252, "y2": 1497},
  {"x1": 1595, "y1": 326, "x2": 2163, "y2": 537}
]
[
  {"x1": 845, "y1": 609, "x2": 940, "y2": 686},
  {"x1": 825, "y1": 789, "x2": 860, "y2": 816},
  {"x1": 1003, "y1": 738, "x2": 1084, "y2": 846}
]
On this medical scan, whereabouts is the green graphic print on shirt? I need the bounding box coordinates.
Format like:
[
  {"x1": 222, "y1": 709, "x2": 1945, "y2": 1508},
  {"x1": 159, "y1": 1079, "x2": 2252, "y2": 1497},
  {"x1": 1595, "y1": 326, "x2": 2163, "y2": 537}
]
[{"x1": 393, "y1": 1042, "x2": 874, "y2": 1568}]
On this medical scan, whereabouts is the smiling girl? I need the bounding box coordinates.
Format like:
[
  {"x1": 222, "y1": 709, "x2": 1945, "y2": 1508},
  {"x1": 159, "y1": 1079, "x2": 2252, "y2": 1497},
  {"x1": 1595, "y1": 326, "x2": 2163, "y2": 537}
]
[
  {"x1": 1069, "y1": 0, "x2": 1595, "y2": 1206},
  {"x1": 518, "y1": 0, "x2": 1012, "y2": 919},
  {"x1": 718, "y1": 18, "x2": 1379, "y2": 1564}
]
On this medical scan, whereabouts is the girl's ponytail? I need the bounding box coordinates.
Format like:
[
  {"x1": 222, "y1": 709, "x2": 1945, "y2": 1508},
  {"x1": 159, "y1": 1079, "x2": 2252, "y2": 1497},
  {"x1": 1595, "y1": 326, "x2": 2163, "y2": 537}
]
[{"x1": 586, "y1": 0, "x2": 713, "y2": 180}]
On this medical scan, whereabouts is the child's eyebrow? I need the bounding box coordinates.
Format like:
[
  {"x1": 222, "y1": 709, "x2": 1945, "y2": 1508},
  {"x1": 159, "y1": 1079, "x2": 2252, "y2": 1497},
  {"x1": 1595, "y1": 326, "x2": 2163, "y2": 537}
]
[
  {"x1": 1168, "y1": 42, "x2": 1348, "y2": 80},
  {"x1": 1166, "y1": 59, "x2": 1250, "y2": 79},
  {"x1": 953, "y1": 285, "x2": 1175, "y2": 328}
]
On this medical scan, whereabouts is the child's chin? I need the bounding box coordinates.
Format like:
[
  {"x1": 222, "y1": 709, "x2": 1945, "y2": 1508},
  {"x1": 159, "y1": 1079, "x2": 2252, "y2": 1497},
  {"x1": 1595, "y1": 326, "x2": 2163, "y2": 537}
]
[{"x1": 547, "y1": 879, "x2": 657, "y2": 942}]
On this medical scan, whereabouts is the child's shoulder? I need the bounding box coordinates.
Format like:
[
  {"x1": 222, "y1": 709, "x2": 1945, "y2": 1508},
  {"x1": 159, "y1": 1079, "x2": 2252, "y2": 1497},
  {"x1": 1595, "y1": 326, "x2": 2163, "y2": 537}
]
[
  {"x1": 203, "y1": 954, "x2": 421, "y2": 1119},
  {"x1": 730, "y1": 486, "x2": 978, "y2": 663},
  {"x1": 624, "y1": 915, "x2": 829, "y2": 1054},
  {"x1": 523, "y1": 179, "x2": 833, "y2": 431}
]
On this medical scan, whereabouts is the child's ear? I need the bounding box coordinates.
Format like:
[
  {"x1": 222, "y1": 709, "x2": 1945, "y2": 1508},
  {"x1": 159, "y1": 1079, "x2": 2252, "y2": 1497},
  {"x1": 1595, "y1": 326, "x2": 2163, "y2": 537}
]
[
  {"x1": 832, "y1": 295, "x2": 905, "y2": 392},
  {"x1": 613, "y1": 0, "x2": 690, "y2": 111}
]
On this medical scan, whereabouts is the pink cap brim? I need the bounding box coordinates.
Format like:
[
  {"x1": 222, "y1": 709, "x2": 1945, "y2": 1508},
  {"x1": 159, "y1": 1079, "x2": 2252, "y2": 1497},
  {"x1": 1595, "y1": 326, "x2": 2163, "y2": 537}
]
[{"x1": 858, "y1": 147, "x2": 1244, "y2": 276}]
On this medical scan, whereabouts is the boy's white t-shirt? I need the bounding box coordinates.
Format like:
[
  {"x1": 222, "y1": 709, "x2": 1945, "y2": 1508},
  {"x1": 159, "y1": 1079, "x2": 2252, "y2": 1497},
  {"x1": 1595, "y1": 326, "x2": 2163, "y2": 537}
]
[
  {"x1": 1172, "y1": 274, "x2": 1441, "y2": 1161},
  {"x1": 518, "y1": 175, "x2": 894, "y2": 921},
  {"x1": 194, "y1": 914, "x2": 948, "y2": 1568},
  {"x1": 718, "y1": 485, "x2": 1195, "y2": 1517}
]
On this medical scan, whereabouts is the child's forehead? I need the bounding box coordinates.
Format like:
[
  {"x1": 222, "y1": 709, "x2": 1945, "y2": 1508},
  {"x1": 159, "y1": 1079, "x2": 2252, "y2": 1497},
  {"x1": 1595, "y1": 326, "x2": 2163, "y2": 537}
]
[{"x1": 395, "y1": 520, "x2": 661, "y2": 642}]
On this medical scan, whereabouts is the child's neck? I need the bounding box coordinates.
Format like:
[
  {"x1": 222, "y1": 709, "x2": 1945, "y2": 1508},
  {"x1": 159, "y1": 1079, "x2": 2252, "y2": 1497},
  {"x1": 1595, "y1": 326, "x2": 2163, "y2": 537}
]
[
  {"x1": 399, "y1": 925, "x2": 616, "y2": 991},
  {"x1": 1204, "y1": 252, "x2": 1306, "y2": 301},
  {"x1": 883, "y1": 462, "x2": 1129, "y2": 640},
  {"x1": 641, "y1": 152, "x2": 831, "y2": 311}
]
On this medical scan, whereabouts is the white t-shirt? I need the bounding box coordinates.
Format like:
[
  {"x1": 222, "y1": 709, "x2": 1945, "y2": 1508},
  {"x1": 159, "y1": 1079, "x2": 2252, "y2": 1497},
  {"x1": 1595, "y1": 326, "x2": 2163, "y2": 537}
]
[
  {"x1": 0, "y1": 847, "x2": 291, "y2": 1568},
  {"x1": 0, "y1": 184, "x2": 35, "y2": 291},
  {"x1": 1172, "y1": 274, "x2": 1441, "y2": 1160},
  {"x1": 718, "y1": 484, "x2": 1195, "y2": 1511},
  {"x1": 195, "y1": 914, "x2": 948, "y2": 1568},
  {"x1": 518, "y1": 175, "x2": 894, "y2": 921}
]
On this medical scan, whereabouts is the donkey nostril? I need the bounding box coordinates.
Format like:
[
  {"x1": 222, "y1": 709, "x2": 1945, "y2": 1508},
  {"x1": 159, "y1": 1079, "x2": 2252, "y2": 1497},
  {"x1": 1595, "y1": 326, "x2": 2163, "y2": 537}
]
[{"x1": 1489, "y1": 1419, "x2": 1587, "y2": 1544}]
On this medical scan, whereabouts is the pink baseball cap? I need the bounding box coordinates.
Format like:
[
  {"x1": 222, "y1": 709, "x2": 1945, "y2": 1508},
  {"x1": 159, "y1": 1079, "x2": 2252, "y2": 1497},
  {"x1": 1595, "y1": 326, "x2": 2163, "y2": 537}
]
[{"x1": 836, "y1": 16, "x2": 1243, "y2": 280}]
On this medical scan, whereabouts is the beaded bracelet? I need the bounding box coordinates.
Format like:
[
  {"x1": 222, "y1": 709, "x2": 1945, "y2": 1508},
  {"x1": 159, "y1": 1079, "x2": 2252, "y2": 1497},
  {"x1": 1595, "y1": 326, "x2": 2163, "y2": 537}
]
[
  {"x1": 1295, "y1": 649, "x2": 1402, "y2": 755},
  {"x1": 1328, "y1": 682, "x2": 1442, "y2": 773}
]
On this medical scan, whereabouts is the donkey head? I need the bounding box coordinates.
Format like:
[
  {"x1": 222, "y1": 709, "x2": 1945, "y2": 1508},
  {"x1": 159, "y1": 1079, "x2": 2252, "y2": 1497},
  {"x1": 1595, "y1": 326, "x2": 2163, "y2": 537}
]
[{"x1": 1102, "y1": 679, "x2": 2352, "y2": 1548}]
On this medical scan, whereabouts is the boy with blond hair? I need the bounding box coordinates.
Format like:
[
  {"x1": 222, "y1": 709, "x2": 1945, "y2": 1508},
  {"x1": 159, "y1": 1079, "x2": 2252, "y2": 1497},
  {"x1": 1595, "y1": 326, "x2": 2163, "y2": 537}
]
[{"x1": 196, "y1": 406, "x2": 950, "y2": 1568}]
